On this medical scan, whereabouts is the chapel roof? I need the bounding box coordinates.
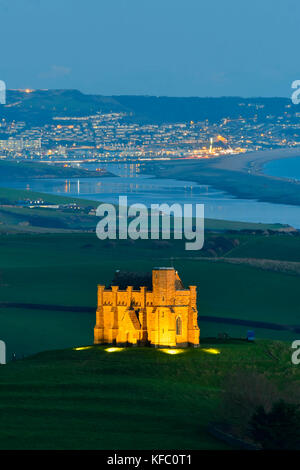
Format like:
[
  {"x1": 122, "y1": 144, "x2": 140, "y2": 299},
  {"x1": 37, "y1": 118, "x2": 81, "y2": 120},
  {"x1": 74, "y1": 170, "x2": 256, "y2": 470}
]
[{"x1": 110, "y1": 268, "x2": 185, "y2": 291}]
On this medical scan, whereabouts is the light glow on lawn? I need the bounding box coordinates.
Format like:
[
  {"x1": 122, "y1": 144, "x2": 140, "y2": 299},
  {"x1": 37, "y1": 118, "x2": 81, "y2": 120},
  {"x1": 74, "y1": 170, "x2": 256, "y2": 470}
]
[
  {"x1": 105, "y1": 347, "x2": 124, "y2": 353},
  {"x1": 202, "y1": 348, "x2": 220, "y2": 355},
  {"x1": 159, "y1": 349, "x2": 185, "y2": 355}
]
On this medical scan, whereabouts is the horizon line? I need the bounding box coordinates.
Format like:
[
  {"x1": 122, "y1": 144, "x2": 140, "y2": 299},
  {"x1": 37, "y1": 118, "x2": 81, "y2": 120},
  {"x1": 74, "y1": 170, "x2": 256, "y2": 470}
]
[{"x1": 6, "y1": 89, "x2": 291, "y2": 100}]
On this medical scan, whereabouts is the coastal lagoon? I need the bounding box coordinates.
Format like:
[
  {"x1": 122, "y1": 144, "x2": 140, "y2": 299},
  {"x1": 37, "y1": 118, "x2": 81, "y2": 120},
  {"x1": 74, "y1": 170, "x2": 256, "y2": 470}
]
[{"x1": 3, "y1": 162, "x2": 300, "y2": 228}]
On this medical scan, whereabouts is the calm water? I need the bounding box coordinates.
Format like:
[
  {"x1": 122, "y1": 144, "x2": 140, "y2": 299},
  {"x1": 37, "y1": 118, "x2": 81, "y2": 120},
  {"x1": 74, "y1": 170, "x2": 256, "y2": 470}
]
[
  {"x1": 3, "y1": 162, "x2": 300, "y2": 228},
  {"x1": 264, "y1": 156, "x2": 300, "y2": 181}
]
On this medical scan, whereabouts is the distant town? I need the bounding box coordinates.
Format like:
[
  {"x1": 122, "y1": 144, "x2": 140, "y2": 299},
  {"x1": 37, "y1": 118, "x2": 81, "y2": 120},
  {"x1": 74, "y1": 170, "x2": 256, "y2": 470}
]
[{"x1": 1, "y1": 92, "x2": 300, "y2": 163}]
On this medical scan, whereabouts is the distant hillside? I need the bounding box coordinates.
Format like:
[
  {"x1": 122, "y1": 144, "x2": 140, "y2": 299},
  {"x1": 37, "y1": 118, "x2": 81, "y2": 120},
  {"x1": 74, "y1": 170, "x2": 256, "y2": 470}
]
[
  {"x1": 0, "y1": 89, "x2": 295, "y2": 124},
  {"x1": 0, "y1": 160, "x2": 114, "y2": 179},
  {"x1": 1, "y1": 90, "x2": 124, "y2": 125},
  {"x1": 114, "y1": 95, "x2": 293, "y2": 124}
]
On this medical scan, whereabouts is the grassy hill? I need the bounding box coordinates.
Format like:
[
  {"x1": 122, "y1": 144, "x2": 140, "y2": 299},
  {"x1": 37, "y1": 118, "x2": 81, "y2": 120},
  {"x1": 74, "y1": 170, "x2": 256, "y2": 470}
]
[
  {"x1": 0, "y1": 231, "x2": 300, "y2": 359},
  {"x1": 226, "y1": 234, "x2": 300, "y2": 262},
  {"x1": 0, "y1": 160, "x2": 113, "y2": 180},
  {"x1": 0, "y1": 186, "x2": 97, "y2": 206},
  {"x1": 0, "y1": 340, "x2": 296, "y2": 450},
  {"x1": 0, "y1": 187, "x2": 299, "y2": 357},
  {"x1": 0, "y1": 232, "x2": 299, "y2": 320}
]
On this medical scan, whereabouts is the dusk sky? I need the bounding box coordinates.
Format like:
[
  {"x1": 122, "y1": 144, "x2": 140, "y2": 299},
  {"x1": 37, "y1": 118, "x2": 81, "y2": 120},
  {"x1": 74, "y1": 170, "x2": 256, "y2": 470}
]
[{"x1": 0, "y1": 0, "x2": 299, "y2": 97}]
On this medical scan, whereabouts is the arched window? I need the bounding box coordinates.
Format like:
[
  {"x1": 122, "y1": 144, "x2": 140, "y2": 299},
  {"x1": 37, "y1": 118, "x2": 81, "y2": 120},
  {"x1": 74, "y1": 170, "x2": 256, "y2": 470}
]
[{"x1": 176, "y1": 317, "x2": 182, "y2": 336}]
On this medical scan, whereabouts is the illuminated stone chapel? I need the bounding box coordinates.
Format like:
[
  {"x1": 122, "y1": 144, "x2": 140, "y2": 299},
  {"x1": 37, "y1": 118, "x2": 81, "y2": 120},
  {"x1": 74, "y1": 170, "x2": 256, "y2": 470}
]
[{"x1": 94, "y1": 267, "x2": 200, "y2": 347}]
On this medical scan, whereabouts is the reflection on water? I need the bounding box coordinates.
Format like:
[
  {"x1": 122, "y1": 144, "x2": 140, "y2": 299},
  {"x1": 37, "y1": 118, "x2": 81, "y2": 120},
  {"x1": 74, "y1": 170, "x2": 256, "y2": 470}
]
[{"x1": 4, "y1": 162, "x2": 300, "y2": 228}]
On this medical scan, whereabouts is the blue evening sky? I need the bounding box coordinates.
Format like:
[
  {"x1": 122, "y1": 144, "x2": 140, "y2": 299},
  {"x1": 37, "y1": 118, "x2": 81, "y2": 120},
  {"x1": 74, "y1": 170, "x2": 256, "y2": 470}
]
[{"x1": 0, "y1": 0, "x2": 298, "y2": 97}]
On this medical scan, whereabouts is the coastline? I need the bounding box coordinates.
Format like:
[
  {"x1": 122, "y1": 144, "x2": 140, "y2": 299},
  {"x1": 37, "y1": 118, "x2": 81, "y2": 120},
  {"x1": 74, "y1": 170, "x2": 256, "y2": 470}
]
[
  {"x1": 142, "y1": 147, "x2": 300, "y2": 208},
  {"x1": 211, "y1": 146, "x2": 300, "y2": 176}
]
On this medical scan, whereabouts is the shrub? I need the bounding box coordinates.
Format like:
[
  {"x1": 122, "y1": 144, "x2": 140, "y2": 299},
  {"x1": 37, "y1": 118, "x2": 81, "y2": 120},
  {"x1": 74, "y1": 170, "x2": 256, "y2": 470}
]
[{"x1": 250, "y1": 400, "x2": 300, "y2": 449}]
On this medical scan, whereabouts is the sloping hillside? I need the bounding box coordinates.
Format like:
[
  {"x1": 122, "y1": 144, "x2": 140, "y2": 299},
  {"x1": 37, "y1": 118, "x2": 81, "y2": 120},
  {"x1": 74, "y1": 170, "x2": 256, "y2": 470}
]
[{"x1": 0, "y1": 341, "x2": 295, "y2": 450}]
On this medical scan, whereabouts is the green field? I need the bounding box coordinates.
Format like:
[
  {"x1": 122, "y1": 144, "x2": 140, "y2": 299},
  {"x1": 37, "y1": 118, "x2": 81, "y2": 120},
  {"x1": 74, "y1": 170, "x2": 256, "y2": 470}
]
[
  {"x1": 0, "y1": 340, "x2": 296, "y2": 450},
  {"x1": 0, "y1": 160, "x2": 112, "y2": 180},
  {"x1": 0, "y1": 231, "x2": 299, "y2": 357},
  {"x1": 0, "y1": 185, "x2": 299, "y2": 358},
  {"x1": 0, "y1": 186, "x2": 99, "y2": 207},
  {"x1": 0, "y1": 185, "x2": 299, "y2": 450},
  {"x1": 227, "y1": 234, "x2": 300, "y2": 262},
  {"x1": 0, "y1": 232, "x2": 299, "y2": 313}
]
